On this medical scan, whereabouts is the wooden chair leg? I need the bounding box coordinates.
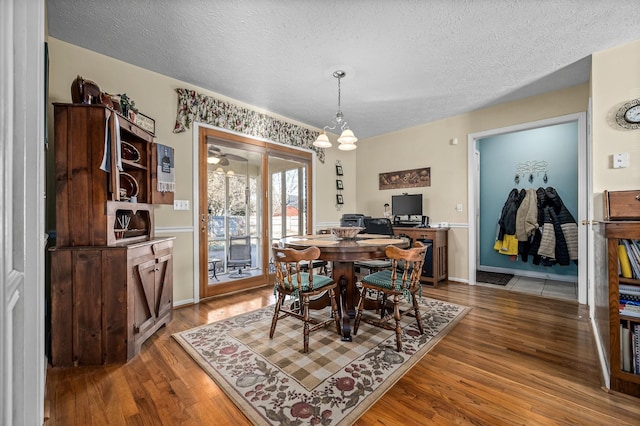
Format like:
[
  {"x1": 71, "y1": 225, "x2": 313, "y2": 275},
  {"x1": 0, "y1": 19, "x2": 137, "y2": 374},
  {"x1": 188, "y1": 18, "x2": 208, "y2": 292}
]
[
  {"x1": 270, "y1": 293, "x2": 285, "y2": 338},
  {"x1": 329, "y1": 288, "x2": 341, "y2": 334},
  {"x1": 393, "y1": 295, "x2": 402, "y2": 351},
  {"x1": 302, "y1": 296, "x2": 310, "y2": 353},
  {"x1": 353, "y1": 287, "x2": 366, "y2": 335},
  {"x1": 412, "y1": 293, "x2": 424, "y2": 335}
]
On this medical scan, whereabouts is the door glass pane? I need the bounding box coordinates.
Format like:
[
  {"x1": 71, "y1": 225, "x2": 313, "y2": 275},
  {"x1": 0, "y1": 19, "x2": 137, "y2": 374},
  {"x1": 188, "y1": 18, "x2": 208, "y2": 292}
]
[
  {"x1": 269, "y1": 156, "x2": 308, "y2": 245},
  {"x1": 206, "y1": 143, "x2": 261, "y2": 283}
]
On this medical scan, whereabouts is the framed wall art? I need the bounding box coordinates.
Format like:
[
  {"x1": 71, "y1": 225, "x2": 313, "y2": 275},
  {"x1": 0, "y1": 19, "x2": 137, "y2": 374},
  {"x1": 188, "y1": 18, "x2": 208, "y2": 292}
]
[
  {"x1": 379, "y1": 167, "x2": 431, "y2": 190},
  {"x1": 336, "y1": 179, "x2": 344, "y2": 190},
  {"x1": 336, "y1": 194, "x2": 344, "y2": 205},
  {"x1": 336, "y1": 164, "x2": 344, "y2": 176}
]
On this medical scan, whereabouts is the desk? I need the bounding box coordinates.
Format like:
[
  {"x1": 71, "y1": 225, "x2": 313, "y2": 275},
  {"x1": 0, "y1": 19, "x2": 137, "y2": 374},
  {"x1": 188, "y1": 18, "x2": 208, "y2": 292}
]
[
  {"x1": 392, "y1": 226, "x2": 449, "y2": 287},
  {"x1": 280, "y1": 234, "x2": 408, "y2": 341}
]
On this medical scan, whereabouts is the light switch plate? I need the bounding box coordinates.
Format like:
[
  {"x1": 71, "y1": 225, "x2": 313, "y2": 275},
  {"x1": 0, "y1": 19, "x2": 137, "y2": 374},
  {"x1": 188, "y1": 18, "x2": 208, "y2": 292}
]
[
  {"x1": 613, "y1": 153, "x2": 629, "y2": 169},
  {"x1": 173, "y1": 200, "x2": 190, "y2": 210}
]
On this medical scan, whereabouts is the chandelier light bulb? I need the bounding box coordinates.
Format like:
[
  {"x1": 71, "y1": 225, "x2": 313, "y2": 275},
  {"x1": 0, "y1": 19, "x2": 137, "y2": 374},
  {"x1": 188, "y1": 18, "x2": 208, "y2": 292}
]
[
  {"x1": 338, "y1": 142, "x2": 357, "y2": 151},
  {"x1": 337, "y1": 129, "x2": 358, "y2": 145},
  {"x1": 313, "y1": 132, "x2": 332, "y2": 148}
]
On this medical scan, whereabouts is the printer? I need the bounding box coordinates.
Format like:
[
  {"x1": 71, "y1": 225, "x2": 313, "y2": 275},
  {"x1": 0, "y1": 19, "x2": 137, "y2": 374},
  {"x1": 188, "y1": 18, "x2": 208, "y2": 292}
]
[{"x1": 340, "y1": 213, "x2": 370, "y2": 228}]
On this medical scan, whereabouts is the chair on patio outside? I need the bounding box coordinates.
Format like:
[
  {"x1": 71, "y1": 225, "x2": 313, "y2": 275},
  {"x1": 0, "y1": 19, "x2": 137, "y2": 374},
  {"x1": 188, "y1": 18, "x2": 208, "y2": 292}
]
[
  {"x1": 228, "y1": 235, "x2": 252, "y2": 278},
  {"x1": 270, "y1": 243, "x2": 341, "y2": 353},
  {"x1": 353, "y1": 241, "x2": 428, "y2": 352}
]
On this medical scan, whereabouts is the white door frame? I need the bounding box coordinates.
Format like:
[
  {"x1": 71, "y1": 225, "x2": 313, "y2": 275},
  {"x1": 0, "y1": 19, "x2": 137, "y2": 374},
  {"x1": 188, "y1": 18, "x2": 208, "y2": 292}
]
[
  {"x1": 467, "y1": 112, "x2": 589, "y2": 305},
  {"x1": 1, "y1": 0, "x2": 46, "y2": 424}
]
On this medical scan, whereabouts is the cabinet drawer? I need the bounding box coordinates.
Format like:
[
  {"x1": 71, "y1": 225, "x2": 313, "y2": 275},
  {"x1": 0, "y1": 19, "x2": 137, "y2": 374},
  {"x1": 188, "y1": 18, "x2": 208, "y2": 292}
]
[{"x1": 604, "y1": 190, "x2": 640, "y2": 220}]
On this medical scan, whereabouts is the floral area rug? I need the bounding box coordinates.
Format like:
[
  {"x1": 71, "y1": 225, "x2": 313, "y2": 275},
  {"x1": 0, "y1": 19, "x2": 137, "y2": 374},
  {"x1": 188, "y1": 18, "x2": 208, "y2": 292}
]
[{"x1": 173, "y1": 297, "x2": 469, "y2": 425}]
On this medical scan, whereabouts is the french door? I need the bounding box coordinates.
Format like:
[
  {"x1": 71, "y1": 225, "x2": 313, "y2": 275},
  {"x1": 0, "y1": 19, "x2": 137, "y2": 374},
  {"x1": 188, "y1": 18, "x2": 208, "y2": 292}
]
[{"x1": 198, "y1": 127, "x2": 312, "y2": 299}]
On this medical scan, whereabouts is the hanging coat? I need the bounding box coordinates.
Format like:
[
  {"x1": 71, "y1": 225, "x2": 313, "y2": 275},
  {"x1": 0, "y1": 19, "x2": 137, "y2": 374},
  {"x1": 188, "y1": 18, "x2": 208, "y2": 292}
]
[
  {"x1": 532, "y1": 187, "x2": 578, "y2": 266},
  {"x1": 515, "y1": 188, "x2": 538, "y2": 242},
  {"x1": 494, "y1": 189, "x2": 523, "y2": 256},
  {"x1": 545, "y1": 187, "x2": 579, "y2": 265},
  {"x1": 529, "y1": 187, "x2": 547, "y2": 265},
  {"x1": 497, "y1": 188, "x2": 521, "y2": 241}
]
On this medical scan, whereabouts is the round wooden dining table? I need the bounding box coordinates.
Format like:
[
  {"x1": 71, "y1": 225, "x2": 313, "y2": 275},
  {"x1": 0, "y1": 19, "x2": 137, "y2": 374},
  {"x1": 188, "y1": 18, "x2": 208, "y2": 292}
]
[{"x1": 279, "y1": 233, "x2": 409, "y2": 341}]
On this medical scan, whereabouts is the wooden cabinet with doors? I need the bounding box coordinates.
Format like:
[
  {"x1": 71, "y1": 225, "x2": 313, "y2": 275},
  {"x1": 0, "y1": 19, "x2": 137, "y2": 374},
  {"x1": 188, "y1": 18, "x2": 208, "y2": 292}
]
[
  {"x1": 50, "y1": 238, "x2": 174, "y2": 366},
  {"x1": 50, "y1": 103, "x2": 174, "y2": 366},
  {"x1": 604, "y1": 221, "x2": 640, "y2": 398},
  {"x1": 392, "y1": 226, "x2": 449, "y2": 287}
]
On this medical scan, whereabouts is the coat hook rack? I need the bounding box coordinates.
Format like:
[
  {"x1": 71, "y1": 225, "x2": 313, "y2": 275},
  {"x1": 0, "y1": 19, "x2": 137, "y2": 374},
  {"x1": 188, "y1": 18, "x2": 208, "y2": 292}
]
[{"x1": 514, "y1": 160, "x2": 549, "y2": 185}]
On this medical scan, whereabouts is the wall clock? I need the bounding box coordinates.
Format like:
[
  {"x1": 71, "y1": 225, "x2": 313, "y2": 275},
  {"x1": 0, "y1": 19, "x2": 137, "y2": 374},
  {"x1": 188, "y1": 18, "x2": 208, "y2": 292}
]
[{"x1": 615, "y1": 98, "x2": 640, "y2": 130}]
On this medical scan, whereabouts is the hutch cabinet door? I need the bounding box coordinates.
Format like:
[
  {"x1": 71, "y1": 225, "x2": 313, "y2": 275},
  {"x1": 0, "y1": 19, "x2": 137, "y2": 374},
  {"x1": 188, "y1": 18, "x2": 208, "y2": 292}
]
[
  {"x1": 154, "y1": 253, "x2": 173, "y2": 320},
  {"x1": 134, "y1": 258, "x2": 157, "y2": 338}
]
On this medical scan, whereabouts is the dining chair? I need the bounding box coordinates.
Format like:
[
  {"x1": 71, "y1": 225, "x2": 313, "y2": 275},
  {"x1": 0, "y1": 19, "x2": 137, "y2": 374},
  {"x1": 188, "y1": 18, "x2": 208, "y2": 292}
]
[
  {"x1": 270, "y1": 243, "x2": 341, "y2": 353},
  {"x1": 354, "y1": 218, "x2": 396, "y2": 274},
  {"x1": 353, "y1": 241, "x2": 428, "y2": 351}
]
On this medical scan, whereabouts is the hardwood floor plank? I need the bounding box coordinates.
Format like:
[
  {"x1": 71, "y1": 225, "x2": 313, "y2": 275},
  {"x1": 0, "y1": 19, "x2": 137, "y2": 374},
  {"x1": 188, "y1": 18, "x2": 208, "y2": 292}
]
[{"x1": 45, "y1": 283, "x2": 640, "y2": 425}]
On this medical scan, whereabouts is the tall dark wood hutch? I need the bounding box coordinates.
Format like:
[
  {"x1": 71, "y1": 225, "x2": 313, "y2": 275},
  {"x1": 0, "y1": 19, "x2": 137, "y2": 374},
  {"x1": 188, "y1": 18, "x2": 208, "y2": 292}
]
[{"x1": 50, "y1": 104, "x2": 175, "y2": 366}]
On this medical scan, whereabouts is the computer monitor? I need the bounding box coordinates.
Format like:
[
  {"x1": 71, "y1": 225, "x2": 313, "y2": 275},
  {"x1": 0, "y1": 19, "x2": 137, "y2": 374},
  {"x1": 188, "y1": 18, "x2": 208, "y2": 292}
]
[{"x1": 391, "y1": 194, "x2": 423, "y2": 217}]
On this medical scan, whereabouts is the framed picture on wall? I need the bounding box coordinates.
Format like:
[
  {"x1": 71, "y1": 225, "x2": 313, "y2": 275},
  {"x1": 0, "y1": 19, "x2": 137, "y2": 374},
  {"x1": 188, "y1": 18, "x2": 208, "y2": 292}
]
[
  {"x1": 336, "y1": 165, "x2": 344, "y2": 176},
  {"x1": 336, "y1": 194, "x2": 344, "y2": 204},
  {"x1": 336, "y1": 179, "x2": 343, "y2": 190}
]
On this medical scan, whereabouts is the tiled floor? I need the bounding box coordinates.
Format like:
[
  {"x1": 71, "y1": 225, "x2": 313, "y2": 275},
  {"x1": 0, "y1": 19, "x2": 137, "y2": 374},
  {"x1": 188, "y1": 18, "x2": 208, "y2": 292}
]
[{"x1": 477, "y1": 275, "x2": 578, "y2": 302}]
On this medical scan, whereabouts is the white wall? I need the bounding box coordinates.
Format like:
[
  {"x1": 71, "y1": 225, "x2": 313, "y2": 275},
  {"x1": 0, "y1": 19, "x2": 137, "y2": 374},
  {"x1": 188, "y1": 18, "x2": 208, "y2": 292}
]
[
  {"x1": 46, "y1": 38, "x2": 356, "y2": 303},
  {"x1": 591, "y1": 39, "x2": 640, "y2": 218},
  {"x1": 47, "y1": 36, "x2": 640, "y2": 296},
  {"x1": 355, "y1": 84, "x2": 590, "y2": 282}
]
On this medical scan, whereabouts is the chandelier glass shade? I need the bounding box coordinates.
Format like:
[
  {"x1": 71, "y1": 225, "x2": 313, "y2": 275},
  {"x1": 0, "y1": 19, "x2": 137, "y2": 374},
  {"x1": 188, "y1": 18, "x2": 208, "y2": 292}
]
[
  {"x1": 313, "y1": 70, "x2": 358, "y2": 150},
  {"x1": 313, "y1": 132, "x2": 332, "y2": 148}
]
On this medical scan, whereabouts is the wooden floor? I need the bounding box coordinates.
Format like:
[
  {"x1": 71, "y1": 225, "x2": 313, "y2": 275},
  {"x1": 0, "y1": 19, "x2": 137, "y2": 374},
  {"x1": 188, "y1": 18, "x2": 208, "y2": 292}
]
[{"x1": 44, "y1": 282, "x2": 640, "y2": 425}]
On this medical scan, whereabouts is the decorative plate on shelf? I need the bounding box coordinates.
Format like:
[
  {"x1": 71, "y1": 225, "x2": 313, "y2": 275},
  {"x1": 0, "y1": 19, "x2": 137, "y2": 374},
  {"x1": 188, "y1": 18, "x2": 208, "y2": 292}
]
[
  {"x1": 124, "y1": 229, "x2": 147, "y2": 238},
  {"x1": 121, "y1": 141, "x2": 140, "y2": 162},
  {"x1": 119, "y1": 172, "x2": 139, "y2": 198}
]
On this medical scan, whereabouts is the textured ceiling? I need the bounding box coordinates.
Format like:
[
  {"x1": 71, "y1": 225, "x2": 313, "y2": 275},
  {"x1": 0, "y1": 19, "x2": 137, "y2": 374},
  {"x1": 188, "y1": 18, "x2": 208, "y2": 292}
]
[{"x1": 47, "y1": 0, "x2": 640, "y2": 139}]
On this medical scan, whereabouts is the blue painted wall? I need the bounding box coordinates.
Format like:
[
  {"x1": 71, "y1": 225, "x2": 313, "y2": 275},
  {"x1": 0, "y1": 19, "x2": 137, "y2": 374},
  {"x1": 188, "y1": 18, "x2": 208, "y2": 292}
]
[{"x1": 478, "y1": 122, "x2": 578, "y2": 277}]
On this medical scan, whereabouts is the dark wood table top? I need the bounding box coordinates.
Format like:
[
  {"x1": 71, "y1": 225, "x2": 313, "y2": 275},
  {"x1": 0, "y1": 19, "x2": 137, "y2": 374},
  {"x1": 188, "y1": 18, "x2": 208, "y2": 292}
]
[
  {"x1": 280, "y1": 234, "x2": 409, "y2": 262},
  {"x1": 280, "y1": 234, "x2": 410, "y2": 341}
]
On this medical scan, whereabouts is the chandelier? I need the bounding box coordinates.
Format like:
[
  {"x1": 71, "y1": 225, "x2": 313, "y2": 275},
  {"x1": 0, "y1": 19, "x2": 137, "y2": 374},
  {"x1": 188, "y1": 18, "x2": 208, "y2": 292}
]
[{"x1": 313, "y1": 70, "x2": 358, "y2": 151}]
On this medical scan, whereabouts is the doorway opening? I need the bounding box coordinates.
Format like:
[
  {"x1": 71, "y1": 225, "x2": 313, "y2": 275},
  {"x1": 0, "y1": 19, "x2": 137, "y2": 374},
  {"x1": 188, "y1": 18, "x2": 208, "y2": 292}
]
[{"x1": 468, "y1": 112, "x2": 588, "y2": 304}]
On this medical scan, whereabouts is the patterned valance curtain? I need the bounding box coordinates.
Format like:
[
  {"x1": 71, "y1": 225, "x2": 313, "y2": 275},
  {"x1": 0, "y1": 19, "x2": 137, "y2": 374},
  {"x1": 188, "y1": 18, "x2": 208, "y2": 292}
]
[{"x1": 173, "y1": 88, "x2": 325, "y2": 163}]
